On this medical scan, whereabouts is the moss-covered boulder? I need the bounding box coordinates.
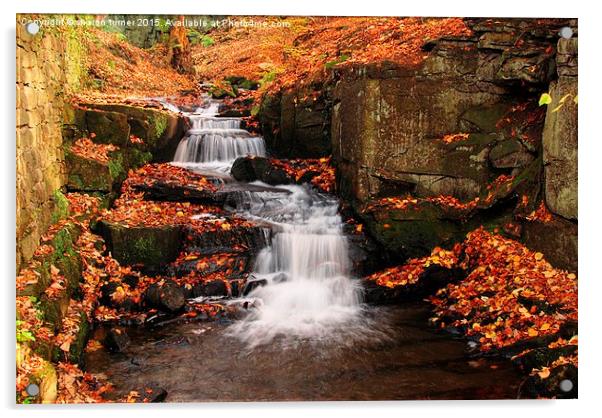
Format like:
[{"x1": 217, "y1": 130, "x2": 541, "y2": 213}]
[
  {"x1": 70, "y1": 102, "x2": 187, "y2": 162},
  {"x1": 77, "y1": 108, "x2": 131, "y2": 146},
  {"x1": 98, "y1": 221, "x2": 182, "y2": 268},
  {"x1": 360, "y1": 202, "x2": 466, "y2": 261},
  {"x1": 66, "y1": 152, "x2": 115, "y2": 192}
]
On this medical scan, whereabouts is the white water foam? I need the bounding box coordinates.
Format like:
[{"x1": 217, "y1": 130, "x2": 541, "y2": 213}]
[
  {"x1": 171, "y1": 98, "x2": 369, "y2": 348},
  {"x1": 172, "y1": 99, "x2": 266, "y2": 172}
]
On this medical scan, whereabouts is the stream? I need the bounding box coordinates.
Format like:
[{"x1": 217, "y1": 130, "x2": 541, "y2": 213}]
[{"x1": 85, "y1": 98, "x2": 525, "y2": 401}]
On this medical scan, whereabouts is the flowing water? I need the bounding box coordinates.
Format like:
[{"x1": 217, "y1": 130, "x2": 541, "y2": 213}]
[
  {"x1": 173, "y1": 98, "x2": 369, "y2": 348},
  {"x1": 85, "y1": 97, "x2": 526, "y2": 401},
  {"x1": 172, "y1": 101, "x2": 265, "y2": 173}
]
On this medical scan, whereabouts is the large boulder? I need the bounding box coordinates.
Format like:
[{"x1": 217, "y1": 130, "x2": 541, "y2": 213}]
[
  {"x1": 331, "y1": 57, "x2": 506, "y2": 204},
  {"x1": 230, "y1": 156, "x2": 292, "y2": 185},
  {"x1": 98, "y1": 221, "x2": 182, "y2": 268}
]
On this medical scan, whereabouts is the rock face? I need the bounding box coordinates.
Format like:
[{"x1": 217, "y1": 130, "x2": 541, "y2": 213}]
[
  {"x1": 259, "y1": 85, "x2": 332, "y2": 158},
  {"x1": 324, "y1": 18, "x2": 577, "y2": 269},
  {"x1": 330, "y1": 32, "x2": 557, "y2": 204},
  {"x1": 542, "y1": 38, "x2": 578, "y2": 221}
]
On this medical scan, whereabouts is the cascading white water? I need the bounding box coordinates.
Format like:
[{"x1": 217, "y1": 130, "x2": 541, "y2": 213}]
[
  {"x1": 228, "y1": 185, "x2": 366, "y2": 348},
  {"x1": 170, "y1": 97, "x2": 367, "y2": 348},
  {"x1": 172, "y1": 99, "x2": 266, "y2": 172}
]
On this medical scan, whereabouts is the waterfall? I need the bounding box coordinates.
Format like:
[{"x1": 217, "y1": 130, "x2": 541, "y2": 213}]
[
  {"x1": 171, "y1": 97, "x2": 366, "y2": 348},
  {"x1": 172, "y1": 99, "x2": 266, "y2": 172},
  {"x1": 228, "y1": 185, "x2": 365, "y2": 348}
]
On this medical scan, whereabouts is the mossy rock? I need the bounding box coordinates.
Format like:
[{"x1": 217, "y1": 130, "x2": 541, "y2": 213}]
[
  {"x1": 17, "y1": 223, "x2": 82, "y2": 299},
  {"x1": 98, "y1": 221, "x2": 182, "y2": 268},
  {"x1": 72, "y1": 103, "x2": 187, "y2": 161},
  {"x1": 39, "y1": 294, "x2": 70, "y2": 332},
  {"x1": 224, "y1": 76, "x2": 260, "y2": 91},
  {"x1": 360, "y1": 202, "x2": 466, "y2": 262},
  {"x1": 77, "y1": 107, "x2": 131, "y2": 146},
  {"x1": 53, "y1": 310, "x2": 89, "y2": 364},
  {"x1": 66, "y1": 151, "x2": 114, "y2": 192}
]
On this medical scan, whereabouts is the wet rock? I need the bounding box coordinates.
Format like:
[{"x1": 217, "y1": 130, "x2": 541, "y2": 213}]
[
  {"x1": 231, "y1": 156, "x2": 292, "y2": 185},
  {"x1": 242, "y1": 278, "x2": 268, "y2": 296},
  {"x1": 192, "y1": 279, "x2": 229, "y2": 298},
  {"x1": 183, "y1": 222, "x2": 268, "y2": 255},
  {"x1": 145, "y1": 280, "x2": 186, "y2": 313},
  {"x1": 98, "y1": 221, "x2": 182, "y2": 268},
  {"x1": 103, "y1": 327, "x2": 131, "y2": 353}
]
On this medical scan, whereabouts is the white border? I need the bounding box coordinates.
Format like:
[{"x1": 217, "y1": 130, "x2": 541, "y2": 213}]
[{"x1": 3, "y1": 1, "x2": 599, "y2": 417}]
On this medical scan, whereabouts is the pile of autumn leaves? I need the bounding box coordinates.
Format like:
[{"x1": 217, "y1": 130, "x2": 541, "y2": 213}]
[{"x1": 366, "y1": 227, "x2": 578, "y2": 382}]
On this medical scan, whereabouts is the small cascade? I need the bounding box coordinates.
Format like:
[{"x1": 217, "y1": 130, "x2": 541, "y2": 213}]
[
  {"x1": 170, "y1": 96, "x2": 367, "y2": 348},
  {"x1": 227, "y1": 185, "x2": 366, "y2": 348},
  {"x1": 172, "y1": 99, "x2": 266, "y2": 172}
]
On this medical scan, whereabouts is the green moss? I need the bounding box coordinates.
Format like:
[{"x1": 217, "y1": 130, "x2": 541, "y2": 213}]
[
  {"x1": 108, "y1": 152, "x2": 125, "y2": 179},
  {"x1": 51, "y1": 189, "x2": 69, "y2": 224},
  {"x1": 63, "y1": 18, "x2": 89, "y2": 91},
  {"x1": 152, "y1": 113, "x2": 169, "y2": 138},
  {"x1": 130, "y1": 236, "x2": 161, "y2": 263}
]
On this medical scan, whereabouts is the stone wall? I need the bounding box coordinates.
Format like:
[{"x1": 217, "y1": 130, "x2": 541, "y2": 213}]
[{"x1": 16, "y1": 21, "x2": 85, "y2": 270}]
